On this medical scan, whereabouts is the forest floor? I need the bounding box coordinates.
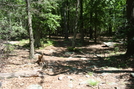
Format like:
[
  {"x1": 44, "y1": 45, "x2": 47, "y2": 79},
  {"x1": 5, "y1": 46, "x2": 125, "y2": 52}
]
[{"x1": 0, "y1": 36, "x2": 134, "y2": 89}]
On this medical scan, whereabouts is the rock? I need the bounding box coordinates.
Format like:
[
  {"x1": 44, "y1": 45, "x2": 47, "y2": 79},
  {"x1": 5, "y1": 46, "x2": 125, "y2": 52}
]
[
  {"x1": 27, "y1": 84, "x2": 42, "y2": 89},
  {"x1": 85, "y1": 75, "x2": 90, "y2": 78},
  {"x1": 58, "y1": 76, "x2": 63, "y2": 80},
  {"x1": 65, "y1": 52, "x2": 74, "y2": 56},
  {"x1": 87, "y1": 65, "x2": 97, "y2": 69},
  {"x1": 103, "y1": 42, "x2": 115, "y2": 47},
  {"x1": 79, "y1": 81, "x2": 87, "y2": 85},
  {"x1": 101, "y1": 73, "x2": 109, "y2": 76},
  {"x1": 67, "y1": 76, "x2": 73, "y2": 81},
  {"x1": 49, "y1": 49, "x2": 56, "y2": 53},
  {"x1": 48, "y1": 68, "x2": 53, "y2": 72},
  {"x1": 68, "y1": 57, "x2": 73, "y2": 59},
  {"x1": 131, "y1": 73, "x2": 134, "y2": 77},
  {"x1": 68, "y1": 84, "x2": 73, "y2": 88}
]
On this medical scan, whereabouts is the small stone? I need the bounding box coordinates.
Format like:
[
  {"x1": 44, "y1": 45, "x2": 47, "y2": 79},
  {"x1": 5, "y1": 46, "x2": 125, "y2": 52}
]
[
  {"x1": 58, "y1": 76, "x2": 63, "y2": 80},
  {"x1": 27, "y1": 84, "x2": 42, "y2": 89},
  {"x1": 131, "y1": 73, "x2": 134, "y2": 77},
  {"x1": 79, "y1": 81, "x2": 86, "y2": 85},
  {"x1": 68, "y1": 57, "x2": 73, "y2": 59},
  {"x1": 114, "y1": 87, "x2": 118, "y2": 89},
  {"x1": 101, "y1": 73, "x2": 109, "y2": 76},
  {"x1": 68, "y1": 84, "x2": 73, "y2": 88},
  {"x1": 85, "y1": 75, "x2": 90, "y2": 78},
  {"x1": 103, "y1": 42, "x2": 115, "y2": 47},
  {"x1": 65, "y1": 52, "x2": 73, "y2": 55},
  {"x1": 48, "y1": 68, "x2": 53, "y2": 73},
  {"x1": 87, "y1": 65, "x2": 97, "y2": 69},
  {"x1": 67, "y1": 76, "x2": 73, "y2": 80}
]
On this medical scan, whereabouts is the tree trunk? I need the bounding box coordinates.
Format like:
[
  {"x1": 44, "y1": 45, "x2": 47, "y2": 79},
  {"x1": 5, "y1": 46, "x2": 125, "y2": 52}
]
[
  {"x1": 89, "y1": 27, "x2": 93, "y2": 39},
  {"x1": 25, "y1": 0, "x2": 34, "y2": 59},
  {"x1": 126, "y1": 0, "x2": 134, "y2": 56},
  {"x1": 80, "y1": 0, "x2": 84, "y2": 43},
  {"x1": 89, "y1": 12, "x2": 93, "y2": 39},
  {"x1": 62, "y1": 1, "x2": 69, "y2": 40},
  {"x1": 34, "y1": 29, "x2": 41, "y2": 48},
  {"x1": 67, "y1": 0, "x2": 70, "y2": 40},
  {"x1": 108, "y1": 8, "x2": 113, "y2": 36},
  {"x1": 72, "y1": 0, "x2": 79, "y2": 48},
  {"x1": 94, "y1": 12, "x2": 97, "y2": 43}
]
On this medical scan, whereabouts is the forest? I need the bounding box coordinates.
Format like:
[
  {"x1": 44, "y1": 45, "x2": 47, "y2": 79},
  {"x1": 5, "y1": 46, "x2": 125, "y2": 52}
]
[{"x1": 0, "y1": 0, "x2": 134, "y2": 89}]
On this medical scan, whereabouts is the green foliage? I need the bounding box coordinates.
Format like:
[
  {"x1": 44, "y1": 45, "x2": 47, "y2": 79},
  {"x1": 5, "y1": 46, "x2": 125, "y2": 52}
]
[
  {"x1": 19, "y1": 39, "x2": 29, "y2": 46},
  {"x1": 46, "y1": 40, "x2": 54, "y2": 45},
  {"x1": 88, "y1": 72, "x2": 94, "y2": 76},
  {"x1": 114, "y1": 47, "x2": 119, "y2": 53},
  {"x1": 0, "y1": 0, "x2": 27, "y2": 40},
  {"x1": 32, "y1": 0, "x2": 61, "y2": 35},
  {"x1": 4, "y1": 44, "x2": 15, "y2": 53},
  {"x1": 87, "y1": 79, "x2": 99, "y2": 86},
  {"x1": 42, "y1": 39, "x2": 57, "y2": 47},
  {"x1": 43, "y1": 13, "x2": 61, "y2": 31}
]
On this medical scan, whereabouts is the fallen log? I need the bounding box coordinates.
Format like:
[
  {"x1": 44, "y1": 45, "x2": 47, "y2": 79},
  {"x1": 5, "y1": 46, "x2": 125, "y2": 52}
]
[{"x1": 0, "y1": 70, "x2": 44, "y2": 79}]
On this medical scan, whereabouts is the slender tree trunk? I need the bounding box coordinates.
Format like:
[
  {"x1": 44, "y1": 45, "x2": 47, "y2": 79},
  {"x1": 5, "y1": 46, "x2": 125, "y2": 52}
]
[
  {"x1": 108, "y1": 9, "x2": 113, "y2": 36},
  {"x1": 94, "y1": 12, "x2": 97, "y2": 43},
  {"x1": 67, "y1": 0, "x2": 70, "y2": 40},
  {"x1": 62, "y1": 1, "x2": 69, "y2": 40},
  {"x1": 89, "y1": 27, "x2": 93, "y2": 39},
  {"x1": 89, "y1": 12, "x2": 93, "y2": 39},
  {"x1": 64, "y1": 3, "x2": 68, "y2": 40},
  {"x1": 25, "y1": 0, "x2": 34, "y2": 59},
  {"x1": 72, "y1": 0, "x2": 79, "y2": 48},
  {"x1": 34, "y1": 28, "x2": 41, "y2": 48},
  {"x1": 80, "y1": 0, "x2": 84, "y2": 43}
]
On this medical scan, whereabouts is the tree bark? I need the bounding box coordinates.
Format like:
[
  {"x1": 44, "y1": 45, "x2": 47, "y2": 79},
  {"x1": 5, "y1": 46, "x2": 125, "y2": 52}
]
[
  {"x1": 63, "y1": 1, "x2": 68, "y2": 40},
  {"x1": 80, "y1": 0, "x2": 84, "y2": 43},
  {"x1": 94, "y1": 11, "x2": 97, "y2": 43},
  {"x1": 72, "y1": 0, "x2": 79, "y2": 48},
  {"x1": 34, "y1": 29, "x2": 41, "y2": 48},
  {"x1": 25, "y1": 0, "x2": 34, "y2": 59},
  {"x1": 126, "y1": 0, "x2": 134, "y2": 56}
]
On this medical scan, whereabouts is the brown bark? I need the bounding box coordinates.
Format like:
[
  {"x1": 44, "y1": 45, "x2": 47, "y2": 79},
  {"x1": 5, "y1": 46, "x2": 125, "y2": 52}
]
[
  {"x1": 25, "y1": 0, "x2": 34, "y2": 59},
  {"x1": 72, "y1": 0, "x2": 79, "y2": 48},
  {"x1": 80, "y1": 0, "x2": 84, "y2": 43}
]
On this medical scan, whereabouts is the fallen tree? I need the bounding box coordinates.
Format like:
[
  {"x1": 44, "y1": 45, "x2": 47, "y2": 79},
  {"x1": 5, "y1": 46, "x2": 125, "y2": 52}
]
[{"x1": 0, "y1": 70, "x2": 44, "y2": 79}]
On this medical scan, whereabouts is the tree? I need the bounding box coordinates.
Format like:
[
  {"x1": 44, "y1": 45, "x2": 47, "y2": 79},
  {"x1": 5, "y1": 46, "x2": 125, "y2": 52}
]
[
  {"x1": 25, "y1": 0, "x2": 34, "y2": 59},
  {"x1": 61, "y1": 0, "x2": 69, "y2": 40},
  {"x1": 72, "y1": 0, "x2": 79, "y2": 48},
  {"x1": 32, "y1": 0, "x2": 61, "y2": 47},
  {"x1": 125, "y1": 0, "x2": 134, "y2": 56},
  {"x1": 80, "y1": 0, "x2": 84, "y2": 43},
  {"x1": 0, "y1": 0, "x2": 27, "y2": 40}
]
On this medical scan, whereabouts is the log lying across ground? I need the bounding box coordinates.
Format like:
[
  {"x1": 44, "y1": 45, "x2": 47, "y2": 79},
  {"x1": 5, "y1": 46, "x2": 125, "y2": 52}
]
[{"x1": 0, "y1": 70, "x2": 44, "y2": 79}]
